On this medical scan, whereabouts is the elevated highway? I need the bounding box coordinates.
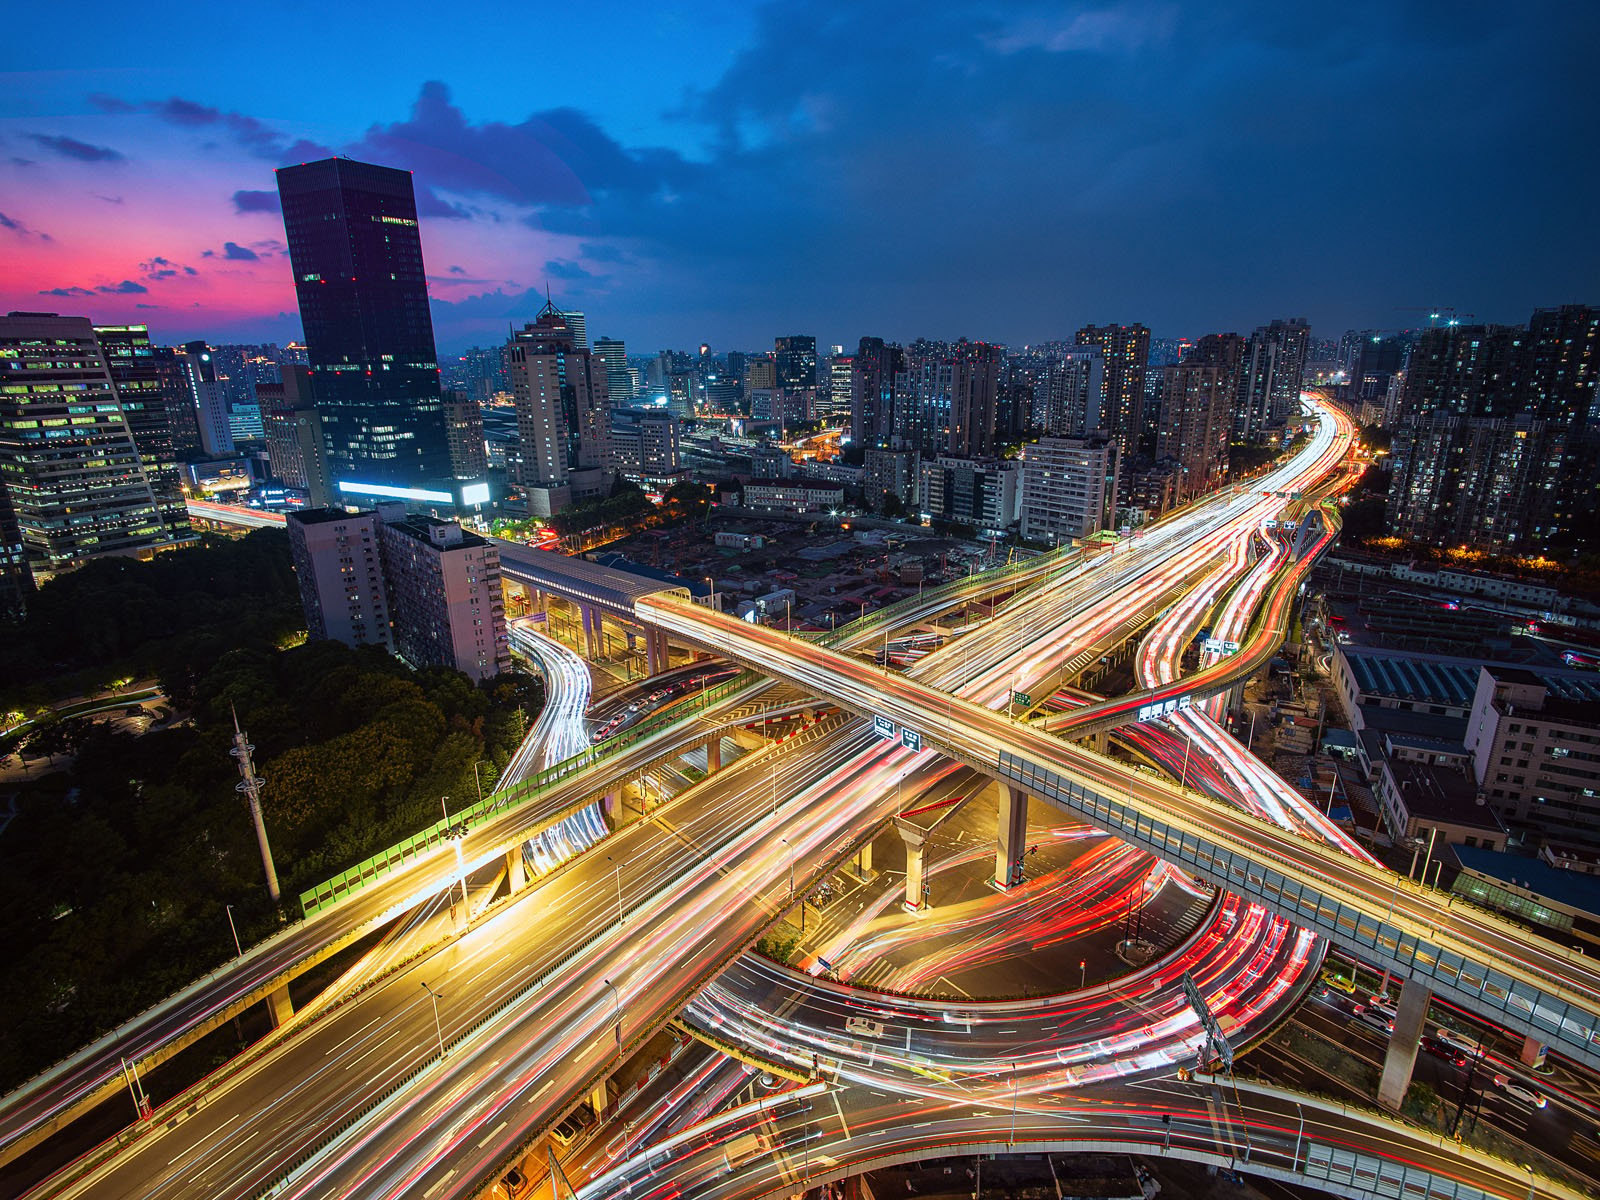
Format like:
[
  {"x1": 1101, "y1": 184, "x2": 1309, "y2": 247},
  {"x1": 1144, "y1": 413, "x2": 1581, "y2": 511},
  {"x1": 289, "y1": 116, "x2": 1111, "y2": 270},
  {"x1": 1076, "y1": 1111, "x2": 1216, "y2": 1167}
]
[{"x1": 637, "y1": 593, "x2": 1600, "y2": 1071}]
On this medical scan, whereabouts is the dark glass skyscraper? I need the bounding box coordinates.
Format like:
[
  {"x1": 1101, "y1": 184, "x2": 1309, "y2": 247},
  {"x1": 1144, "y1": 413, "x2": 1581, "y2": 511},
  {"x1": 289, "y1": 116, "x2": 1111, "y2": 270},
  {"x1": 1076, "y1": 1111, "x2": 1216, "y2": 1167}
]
[{"x1": 276, "y1": 157, "x2": 451, "y2": 498}]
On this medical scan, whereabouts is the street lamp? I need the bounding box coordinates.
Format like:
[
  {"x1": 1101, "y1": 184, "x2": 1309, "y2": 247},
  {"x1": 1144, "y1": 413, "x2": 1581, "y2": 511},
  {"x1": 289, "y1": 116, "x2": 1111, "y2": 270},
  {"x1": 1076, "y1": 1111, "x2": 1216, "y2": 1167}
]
[
  {"x1": 1292, "y1": 1102, "x2": 1304, "y2": 1172},
  {"x1": 779, "y1": 838, "x2": 796, "y2": 901},
  {"x1": 473, "y1": 759, "x2": 493, "y2": 806},
  {"x1": 420, "y1": 980, "x2": 447, "y2": 1060},
  {"x1": 1009, "y1": 1061, "x2": 1018, "y2": 1145}
]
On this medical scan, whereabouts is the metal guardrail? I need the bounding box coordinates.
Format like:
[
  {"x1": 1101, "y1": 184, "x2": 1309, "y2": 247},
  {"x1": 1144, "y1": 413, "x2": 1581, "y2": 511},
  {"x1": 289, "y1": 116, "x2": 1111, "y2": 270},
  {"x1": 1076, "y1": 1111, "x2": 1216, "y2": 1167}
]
[{"x1": 297, "y1": 670, "x2": 763, "y2": 916}]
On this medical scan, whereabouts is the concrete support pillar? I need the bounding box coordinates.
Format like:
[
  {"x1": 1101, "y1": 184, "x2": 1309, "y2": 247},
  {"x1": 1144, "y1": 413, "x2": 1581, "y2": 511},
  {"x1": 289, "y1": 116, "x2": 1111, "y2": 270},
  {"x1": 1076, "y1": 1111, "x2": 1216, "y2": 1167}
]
[
  {"x1": 894, "y1": 818, "x2": 928, "y2": 912},
  {"x1": 1377, "y1": 977, "x2": 1431, "y2": 1110},
  {"x1": 994, "y1": 782, "x2": 1029, "y2": 890},
  {"x1": 856, "y1": 836, "x2": 873, "y2": 876},
  {"x1": 267, "y1": 982, "x2": 294, "y2": 1028},
  {"x1": 589, "y1": 1079, "x2": 609, "y2": 1117},
  {"x1": 601, "y1": 791, "x2": 618, "y2": 822},
  {"x1": 580, "y1": 605, "x2": 601, "y2": 659},
  {"x1": 706, "y1": 737, "x2": 722, "y2": 773},
  {"x1": 646, "y1": 627, "x2": 665, "y2": 675},
  {"x1": 506, "y1": 845, "x2": 526, "y2": 896},
  {"x1": 1519, "y1": 1036, "x2": 1548, "y2": 1070}
]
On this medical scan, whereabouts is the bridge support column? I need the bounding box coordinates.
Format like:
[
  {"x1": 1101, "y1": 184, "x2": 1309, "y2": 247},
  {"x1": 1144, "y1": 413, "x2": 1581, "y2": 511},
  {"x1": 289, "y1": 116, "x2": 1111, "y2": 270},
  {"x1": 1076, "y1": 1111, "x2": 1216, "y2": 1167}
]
[
  {"x1": 646, "y1": 628, "x2": 670, "y2": 675},
  {"x1": 580, "y1": 605, "x2": 602, "y2": 659},
  {"x1": 855, "y1": 836, "x2": 873, "y2": 877},
  {"x1": 894, "y1": 818, "x2": 928, "y2": 912},
  {"x1": 506, "y1": 845, "x2": 526, "y2": 896},
  {"x1": 1377, "y1": 977, "x2": 1431, "y2": 1110},
  {"x1": 1519, "y1": 1036, "x2": 1548, "y2": 1070},
  {"x1": 589, "y1": 1079, "x2": 609, "y2": 1118},
  {"x1": 994, "y1": 782, "x2": 1029, "y2": 890},
  {"x1": 706, "y1": 737, "x2": 722, "y2": 773},
  {"x1": 267, "y1": 982, "x2": 294, "y2": 1028}
]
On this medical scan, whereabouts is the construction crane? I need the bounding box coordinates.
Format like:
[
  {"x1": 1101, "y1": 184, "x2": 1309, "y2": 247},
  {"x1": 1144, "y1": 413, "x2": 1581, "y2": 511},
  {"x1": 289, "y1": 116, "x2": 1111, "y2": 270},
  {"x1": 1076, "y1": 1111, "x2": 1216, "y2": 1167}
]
[{"x1": 1394, "y1": 306, "x2": 1477, "y2": 328}]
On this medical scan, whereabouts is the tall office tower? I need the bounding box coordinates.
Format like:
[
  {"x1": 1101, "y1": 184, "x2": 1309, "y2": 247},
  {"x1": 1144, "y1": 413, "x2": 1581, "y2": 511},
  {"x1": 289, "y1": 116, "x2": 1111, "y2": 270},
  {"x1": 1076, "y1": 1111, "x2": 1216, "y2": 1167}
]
[
  {"x1": 1235, "y1": 318, "x2": 1310, "y2": 442},
  {"x1": 561, "y1": 310, "x2": 588, "y2": 351},
  {"x1": 505, "y1": 301, "x2": 611, "y2": 515},
  {"x1": 377, "y1": 505, "x2": 509, "y2": 682},
  {"x1": 178, "y1": 341, "x2": 236, "y2": 457},
  {"x1": 443, "y1": 391, "x2": 488, "y2": 481},
  {"x1": 850, "y1": 337, "x2": 904, "y2": 447},
  {"x1": 1036, "y1": 349, "x2": 1105, "y2": 436},
  {"x1": 95, "y1": 324, "x2": 198, "y2": 546},
  {"x1": 285, "y1": 508, "x2": 392, "y2": 650},
  {"x1": 1020, "y1": 433, "x2": 1121, "y2": 543},
  {"x1": 276, "y1": 157, "x2": 451, "y2": 500},
  {"x1": 948, "y1": 340, "x2": 1002, "y2": 458},
  {"x1": 1156, "y1": 333, "x2": 1243, "y2": 502},
  {"x1": 1075, "y1": 323, "x2": 1150, "y2": 455},
  {"x1": 594, "y1": 337, "x2": 632, "y2": 405},
  {"x1": 0, "y1": 313, "x2": 169, "y2": 580},
  {"x1": 774, "y1": 335, "x2": 817, "y2": 389}
]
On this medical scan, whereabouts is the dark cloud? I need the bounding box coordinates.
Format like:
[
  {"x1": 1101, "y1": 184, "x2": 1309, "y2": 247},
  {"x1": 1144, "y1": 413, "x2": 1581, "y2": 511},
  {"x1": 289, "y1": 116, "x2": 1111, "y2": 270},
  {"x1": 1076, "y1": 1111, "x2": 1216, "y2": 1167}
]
[
  {"x1": 545, "y1": 259, "x2": 596, "y2": 281},
  {"x1": 448, "y1": 265, "x2": 467, "y2": 274},
  {"x1": 349, "y1": 81, "x2": 697, "y2": 210},
  {"x1": 91, "y1": 93, "x2": 334, "y2": 163},
  {"x1": 98, "y1": 280, "x2": 149, "y2": 294},
  {"x1": 135, "y1": 303, "x2": 164, "y2": 310},
  {"x1": 222, "y1": 242, "x2": 259, "y2": 261},
  {"x1": 0, "y1": 211, "x2": 52, "y2": 241},
  {"x1": 232, "y1": 189, "x2": 281, "y2": 214},
  {"x1": 11, "y1": 157, "x2": 36, "y2": 168},
  {"x1": 415, "y1": 185, "x2": 472, "y2": 220},
  {"x1": 92, "y1": 193, "x2": 124, "y2": 204},
  {"x1": 28, "y1": 134, "x2": 124, "y2": 163},
  {"x1": 39, "y1": 286, "x2": 96, "y2": 297}
]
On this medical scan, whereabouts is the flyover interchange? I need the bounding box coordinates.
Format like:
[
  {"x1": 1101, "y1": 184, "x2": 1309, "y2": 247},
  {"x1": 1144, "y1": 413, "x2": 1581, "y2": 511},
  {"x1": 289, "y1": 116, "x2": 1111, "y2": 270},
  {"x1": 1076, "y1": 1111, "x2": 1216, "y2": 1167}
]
[{"x1": 5, "y1": 403, "x2": 1593, "y2": 1200}]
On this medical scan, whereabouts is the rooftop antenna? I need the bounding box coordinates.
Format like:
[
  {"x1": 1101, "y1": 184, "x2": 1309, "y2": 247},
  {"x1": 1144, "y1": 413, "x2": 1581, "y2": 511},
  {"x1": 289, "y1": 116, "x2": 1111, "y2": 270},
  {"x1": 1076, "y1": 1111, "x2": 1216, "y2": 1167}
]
[{"x1": 231, "y1": 705, "x2": 280, "y2": 903}]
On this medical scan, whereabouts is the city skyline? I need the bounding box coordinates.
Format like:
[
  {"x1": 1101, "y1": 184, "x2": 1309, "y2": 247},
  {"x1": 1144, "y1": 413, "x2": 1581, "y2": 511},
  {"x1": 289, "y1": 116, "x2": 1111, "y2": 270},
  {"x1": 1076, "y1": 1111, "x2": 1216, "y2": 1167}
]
[{"x1": 3, "y1": 1, "x2": 1595, "y2": 351}]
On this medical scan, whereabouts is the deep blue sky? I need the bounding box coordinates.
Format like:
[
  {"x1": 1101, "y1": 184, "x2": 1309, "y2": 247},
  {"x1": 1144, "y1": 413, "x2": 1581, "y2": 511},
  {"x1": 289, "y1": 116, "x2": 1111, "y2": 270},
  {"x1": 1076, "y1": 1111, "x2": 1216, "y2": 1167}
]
[{"x1": 2, "y1": 0, "x2": 1594, "y2": 352}]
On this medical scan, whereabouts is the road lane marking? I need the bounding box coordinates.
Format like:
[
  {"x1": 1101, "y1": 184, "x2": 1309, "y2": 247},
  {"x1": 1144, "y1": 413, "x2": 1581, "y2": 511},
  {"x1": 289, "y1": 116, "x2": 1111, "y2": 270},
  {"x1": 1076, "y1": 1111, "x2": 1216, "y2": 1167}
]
[
  {"x1": 830, "y1": 1091, "x2": 852, "y2": 1138},
  {"x1": 477, "y1": 1120, "x2": 507, "y2": 1148},
  {"x1": 424, "y1": 1168, "x2": 456, "y2": 1198}
]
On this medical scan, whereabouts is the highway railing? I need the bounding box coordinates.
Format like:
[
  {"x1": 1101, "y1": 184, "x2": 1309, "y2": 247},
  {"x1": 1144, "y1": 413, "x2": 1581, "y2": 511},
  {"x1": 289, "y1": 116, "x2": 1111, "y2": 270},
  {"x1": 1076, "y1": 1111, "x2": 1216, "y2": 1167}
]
[{"x1": 297, "y1": 669, "x2": 763, "y2": 916}]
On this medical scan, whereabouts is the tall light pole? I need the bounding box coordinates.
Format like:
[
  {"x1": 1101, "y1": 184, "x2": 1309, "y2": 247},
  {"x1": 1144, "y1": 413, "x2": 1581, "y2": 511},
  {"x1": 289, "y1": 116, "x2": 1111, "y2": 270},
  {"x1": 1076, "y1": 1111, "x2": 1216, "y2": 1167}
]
[
  {"x1": 1009, "y1": 1061, "x2": 1018, "y2": 1145},
  {"x1": 225, "y1": 904, "x2": 242, "y2": 957},
  {"x1": 420, "y1": 980, "x2": 447, "y2": 1060},
  {"x1": 473, "y1": 759, "x2": 493, "y2": 806},
  {"x1": 1292, "y1": 1102, "x2": 1305, "y2": 1172},
  {"x1": 230, "y1": 707, "x2": 279, "y2": 903}
]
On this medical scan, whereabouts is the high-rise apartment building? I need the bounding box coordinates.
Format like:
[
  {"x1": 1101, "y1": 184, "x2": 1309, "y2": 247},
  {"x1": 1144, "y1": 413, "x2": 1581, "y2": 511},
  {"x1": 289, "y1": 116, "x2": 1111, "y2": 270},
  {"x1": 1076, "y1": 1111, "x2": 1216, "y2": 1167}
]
[
  {"x1": 917, "y1": 455, "x2": 1021, "y2": 533},
  {"x1": 285, "y1": 508, "x2": 392, "y2": 650},
  {"x1": 774, "y1": 335, "x2": 817, "y2": 389},
  {"x1": 607, "y1": 407, "x2": 681, "y2": 482},
  {"x1": 1076, "y1": 323, "x2": 1150, "y2": 455},
  {"x1": 594, "y1": 337, "x2": 632, "y2": 405},
  {"x1": 95, "y1": 324, "x2": 198, "y2": 546},
  {"x1": 863, "y1": 447, "x2": 918, "y2": 513},
  {"x1": 1020, "y1": 434, "x2": 1121, "y2": 543},
  {"x1": 1035, "y1": 349, "x2": 1105, "y2": 436},
  {"x1": 378, "y1": 507, "x2": 509, "y2": 682},
  {"x1": 948, "y1": 341, "x2": 1002, "y2": 459},
  {"x1": 0, "y1": 313, "x2": 171, "y2": 580},
  {"x1": 178, "y1": 341, "x2": 235, "y2": 458},
  {"x1": 1156, "y1": 333, "x2": 1242, "y2": 502},
  {"x1": 443, "y1": 392, "x2": 487, "y2": 481},
  {"x1": 287, "y1": 503, "x2": 509, "y2": 682},
  {"x1": 260, "y1": 366, "x2": 332, "y2": 504},
  {"x1": 850, "y1": 336, "x2": 904, "y2": 447},
  {"x1": 276, "y1": 157, "x2": 452, "y2": 500},
  {"x1": 1235, "y1": 318, "x2": 1310, "y2": 442},
  {"x1": 506, "y1": 301, "x2": 612, "y2": 515}
]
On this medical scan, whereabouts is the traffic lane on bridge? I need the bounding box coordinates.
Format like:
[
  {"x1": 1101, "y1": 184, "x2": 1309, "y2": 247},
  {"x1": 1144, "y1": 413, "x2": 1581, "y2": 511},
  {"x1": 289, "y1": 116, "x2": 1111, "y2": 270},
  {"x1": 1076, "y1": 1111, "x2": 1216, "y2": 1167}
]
[
  {"x1": 0, "y1": 687, "x2": 787, "y2": 1165},
  {"x1": 271, "y1": 730, "x2": 938, "y2": 1200},
  {"x1": 56, "y1": 727, "x2": 879, "y2": 1200},
  {"x1": 579, "y1": 1074, "x2": 1560, "y2": 1200},
  {"x1": 640, "y1": 598, "x2": 1600, "y2": 1035}
]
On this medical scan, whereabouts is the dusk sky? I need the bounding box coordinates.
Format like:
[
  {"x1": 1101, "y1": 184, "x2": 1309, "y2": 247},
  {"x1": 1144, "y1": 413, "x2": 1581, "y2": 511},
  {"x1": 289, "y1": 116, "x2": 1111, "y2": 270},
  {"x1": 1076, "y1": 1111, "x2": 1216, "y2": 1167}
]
[{"x1": 2, "y1": 1, "x2": 1594, "y2": 354}]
